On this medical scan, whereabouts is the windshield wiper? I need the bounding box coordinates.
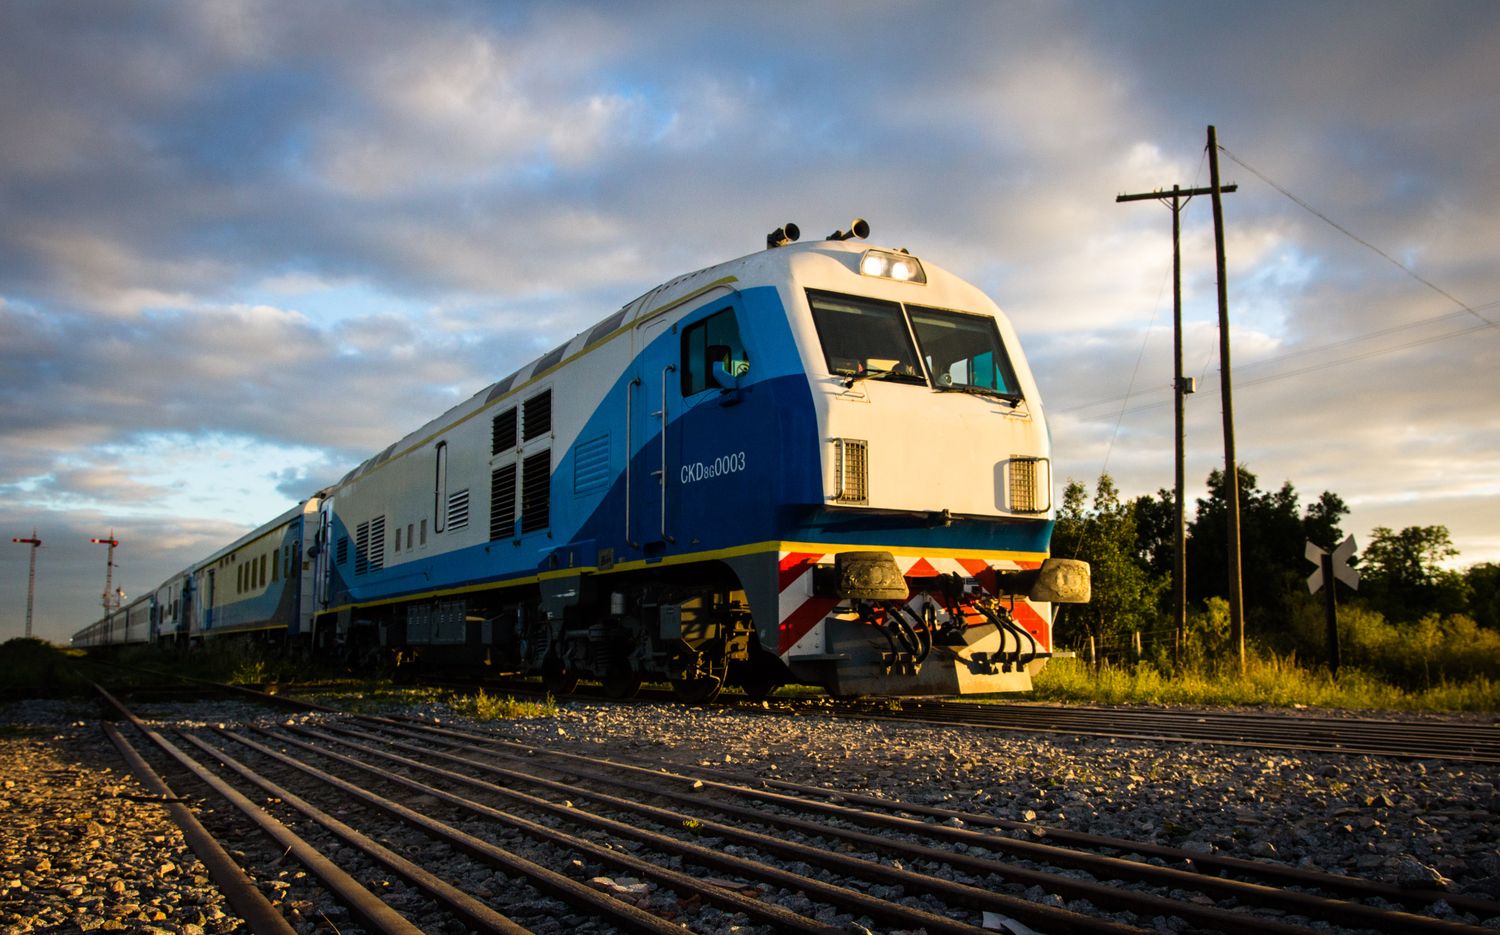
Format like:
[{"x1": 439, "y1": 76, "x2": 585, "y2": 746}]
[
  {"x1": 840, "y1": 369, "x2": 923, "y2": 388},
  {"x1": 934, "y1": 384, "x2": 1023, "y2": 405}
]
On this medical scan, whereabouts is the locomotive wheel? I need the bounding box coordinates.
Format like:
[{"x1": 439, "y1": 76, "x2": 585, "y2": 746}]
[
  {"x1": 602, "y1": 660, "x2": 642, "y2": 700},
  {"x1": 732, "y1": 644, "x2": 786, "y2": 701},
  {"x1": 736, "y1": 657, "x2": 783, "y2": 701},
  {"x1": 541, "y1": 660, "x2": 579, "y2": 697}
]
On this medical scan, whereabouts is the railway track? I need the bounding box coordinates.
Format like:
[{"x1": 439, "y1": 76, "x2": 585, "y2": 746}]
[
  {"x1": 93, "y1": 681, "x2": 1500, "y2": 934},
  {"x1": 475, "y1": 676, "x2": 1500, "y2": 764},
  {"x1": 810, "y1": 698, "x2": 1500, "y2": 764}
]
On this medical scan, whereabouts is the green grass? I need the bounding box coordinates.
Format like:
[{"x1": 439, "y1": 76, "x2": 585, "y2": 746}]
[
  {"x1": 1030, "y1": 655, "x2": 1500, "y2": 713},
  {"x1": 294, "y1": 683, "x2": 557, "y2": 720},
  {"x1": 447, "y1": 688, "x2": 559, "y2": 720}
]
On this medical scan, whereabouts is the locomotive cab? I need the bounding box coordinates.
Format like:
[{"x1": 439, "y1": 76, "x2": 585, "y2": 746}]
[{"x1": 756, "y1": 235, "x2": 1090, "y2": 695}]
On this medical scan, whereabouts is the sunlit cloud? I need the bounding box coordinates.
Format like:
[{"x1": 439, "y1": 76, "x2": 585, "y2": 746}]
[{"x1": 2, "y1": 1, "x2": 1498, "y2": 642}]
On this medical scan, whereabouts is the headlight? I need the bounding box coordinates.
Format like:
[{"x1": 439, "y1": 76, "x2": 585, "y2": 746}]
[{"x1": 858, "y1": 249, "x2": 926, "y2": 284}]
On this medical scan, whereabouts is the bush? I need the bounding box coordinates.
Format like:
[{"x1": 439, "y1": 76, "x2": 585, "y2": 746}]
[
  {"x1": 1182, "y1": 597, "x2": 1234, "y2": 671},
  {"x1": 1290, "y1": 602, "x2": 1500, "y2": 689},
  {"x1": 1032, "y1": 649, "x2": 1500, "y2": 712}
]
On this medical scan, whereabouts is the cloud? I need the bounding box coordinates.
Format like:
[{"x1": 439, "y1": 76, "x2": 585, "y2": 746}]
[{"x1": 3, "y1": 1, "x2": 1499, "y2": 644}]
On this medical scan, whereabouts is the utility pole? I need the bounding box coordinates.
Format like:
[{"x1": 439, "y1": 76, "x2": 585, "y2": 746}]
[
  {"x1": 1207, "y1": 124, "x2": 1246, "y2": 673},
  {"x1": 1116, "y1": 181, "x2": 1236, "y2": 669},
  {"x1": 91, "y1": 532, "x2": 121, "y2": 615},
  {"x1": 11, "y1": 531, "x2": 42, "y2": 639}
]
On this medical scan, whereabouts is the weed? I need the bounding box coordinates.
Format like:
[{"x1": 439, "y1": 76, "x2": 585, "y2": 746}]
[{"x1": 448, "y1": 689, "x2": 557, "y2": 721}]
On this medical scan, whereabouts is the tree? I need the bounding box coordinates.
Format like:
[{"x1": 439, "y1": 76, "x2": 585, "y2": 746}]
[
  {"x1": 1131, "y1": 488, "x2": 1178, "y2": 583},
  {"x1": 1303, "y1": 491, "x2": 1349, "y2": 552},
  {"x1": 1052, "y1": 475, "x2": 1166, "y2": 660},
  {"x1": 1360, "y1": 525, "x2": 1469, "y2": 621},
  {"x1": 1463, "y1": 563, "x2": 1500, "y2": 630},
  {"x1": 1185, "y1": 465, "x2": 1350, "y2": 636}
]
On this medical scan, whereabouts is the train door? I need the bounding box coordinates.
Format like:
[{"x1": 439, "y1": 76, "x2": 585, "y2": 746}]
[
  {"x1": 294, "y1": 498, "x2": 321, "y2": 639},
  {"x1": 313, "y1": 497, "x2": 334, "y2": 614},
  {"x1": 630, "y1": 315, "x2": 678, "y2": 553},
  {"x1": 673, "y1": 300, "x2": 758, "y2": 543},
  {"x1": 204, "y1": 568, "x2": 216, "y2": 632},
  {"x1": 180, "y1": 576, "x2": 194, "y2": 646}
]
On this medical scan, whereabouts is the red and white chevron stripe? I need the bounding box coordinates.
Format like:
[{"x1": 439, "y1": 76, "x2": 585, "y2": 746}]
[{"x1": 773, "y1": 550, "x2": 1051, "y2": 655}]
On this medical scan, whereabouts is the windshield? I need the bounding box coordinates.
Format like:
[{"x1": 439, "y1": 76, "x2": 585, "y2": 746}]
[
  {"x1": 908, "y1": 305, "x2": 1021, "y2": 397},
  {"x1": 807, "y1": 291, "x2": 924, "y2": 382}
]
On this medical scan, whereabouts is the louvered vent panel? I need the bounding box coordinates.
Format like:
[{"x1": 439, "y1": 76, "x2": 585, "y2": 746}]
[
  {"x1": 521, "y1": 450, "x2": 551, "y2": 533},
  {"x1": 573, "y1": 435, "x2": 610, "y2": 493},
  {"x1": 354, "y1": 522, "x2": 369, "y2": 576},
  {"x1": 491, "y1": 408, "x2": 517, "y2": 456},
  {"x1": 490, "y1": 463, "x2": 517, "y2": 540},
  {"x1": 833, "y1": 439, "x2": 869, "y2": 504},
  {"x1": 447, "y1": 489, "x2": 470, "y2": 531},
  {"x1": 337, "y1": 536, "x2": 349, "y2": 566},
  {"x1": 367, "y1": 515, "x2": 385, "y2": 571},
  {"x1": 523, "y1": 390, "x2": 552, "y2": 441}
]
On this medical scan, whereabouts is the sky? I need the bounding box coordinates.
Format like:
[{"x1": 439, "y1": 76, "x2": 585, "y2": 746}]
[{"x1": 3, "y1": 1, "x2": 1498, "y2": 644}]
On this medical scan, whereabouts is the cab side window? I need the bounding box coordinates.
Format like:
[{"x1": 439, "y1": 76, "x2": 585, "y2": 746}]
[{"x1": 681, "y1": 308, "x2": 748, "y2": 395}]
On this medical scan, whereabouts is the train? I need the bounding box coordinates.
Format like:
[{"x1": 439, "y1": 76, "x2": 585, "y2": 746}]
[{"x1": 72, "y1": 220, "x2": 1089, "y2": 700}]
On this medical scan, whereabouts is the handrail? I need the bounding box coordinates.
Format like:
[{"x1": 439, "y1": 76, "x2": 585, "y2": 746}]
[
  {"x1": 659, "y1": 364, "x2": 676, "y2": 543},
  {"x1": 625, "y1": 377, "x2": 640, "y2": 548}
]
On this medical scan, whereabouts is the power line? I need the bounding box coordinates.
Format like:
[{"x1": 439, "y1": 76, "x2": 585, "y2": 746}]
[
  {"x1": 1061, "y1": 319, "x2": 1493, "y2": 423},
  {"x1": 1235, "y1": 321, "x2": 1494, "y2": 389},
  {"x1": 1217, "y1": 145, "x2": 1499, "y2": 332},
  {"x1": 1055, "y1": 298, "x2": 1498, "y2": 417}
]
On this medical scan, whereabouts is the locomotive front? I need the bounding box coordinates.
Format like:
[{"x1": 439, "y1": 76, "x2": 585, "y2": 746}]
[{"x1": 762, "y1": 233, "x2": 1089, "y2": 695}]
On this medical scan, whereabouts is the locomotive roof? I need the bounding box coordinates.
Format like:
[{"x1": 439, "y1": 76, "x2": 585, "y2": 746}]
[
  {"x1": 333, "y1": 243, "x2": 776, "y2": 487},
  {"x1": 332, "y1": 238, "x2": 980, "y2": 489}
]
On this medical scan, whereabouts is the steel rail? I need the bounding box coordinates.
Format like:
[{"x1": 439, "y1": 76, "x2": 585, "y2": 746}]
[
  {"x1": 369, "y1": 718, "x2": 1494, "y2": 935},
  {"x1": 91, "y1": 684, "x2": 423, "y2": 935},
  {"x1": 444, "y1": 676, "x2": 1500, "y2": 763},
  {"x1": 291, "y1": 721, "x2": 1128, "y2": 935},
  {"x1": 90, "y1": 661, "x2": 339, "y2": 715},
  {"x1": 796, "y1": 699, "x2": 1500, "y2": 762},
  {"x1": 898, "y1": 704, "x2": 1500, "y2": 747},
  {"x1": 236, "y1": 725, "x2": 845, "y2": 935},
  {"x1": 328, "y1": 718, "x2": 1357, "y2": 935},
  {"x1": 401, "y1": 716, "x2": 1500, "y2": 919},
  {"x1": 743, "y1": 770, "x2": 1500, "y2": 920},
  {"x1": 175, "y1": 731, "x2": 531, "y2": 935},
  {"x1": 101, "y1": 722, "x2": 298, "y2": 935}
]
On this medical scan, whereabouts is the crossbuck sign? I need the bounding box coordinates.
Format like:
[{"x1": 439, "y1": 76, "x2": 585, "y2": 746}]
[{"x1": 1307, "y1": 535, "x2": 1359, "y2": 594}]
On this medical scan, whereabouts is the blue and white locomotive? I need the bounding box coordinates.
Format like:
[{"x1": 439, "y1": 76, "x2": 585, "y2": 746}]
[{"x1": 75, "y1": 221, "x2": 1088, "y2": 699}]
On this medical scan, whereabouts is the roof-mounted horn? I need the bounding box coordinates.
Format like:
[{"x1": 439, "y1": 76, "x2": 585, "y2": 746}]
[
  {"x1": 826, "y1": 218, "x2": 870, "y2": 242},
  {"x1": 766, "y1": 222, "x2": 801, "y2": 249}
]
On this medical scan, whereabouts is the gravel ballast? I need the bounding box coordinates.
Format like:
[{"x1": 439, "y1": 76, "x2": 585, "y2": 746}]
[
  {"x1": 1, "y1": 699, "x2": 241, "y2": 934},
  {"x1": 4, "y1": 694, "x2": 1498, "y2": 933}
]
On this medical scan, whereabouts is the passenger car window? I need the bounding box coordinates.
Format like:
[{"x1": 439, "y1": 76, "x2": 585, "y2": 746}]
[
  {"x1": 907, "y1": 305, "x2": 1021, "y2": 399},
  {"x1": 681, "y1": 308, "x2": 748, "y2": 395},
  {"x1": 807, "y1": 291, "x2": 924, "y2": 383}
]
